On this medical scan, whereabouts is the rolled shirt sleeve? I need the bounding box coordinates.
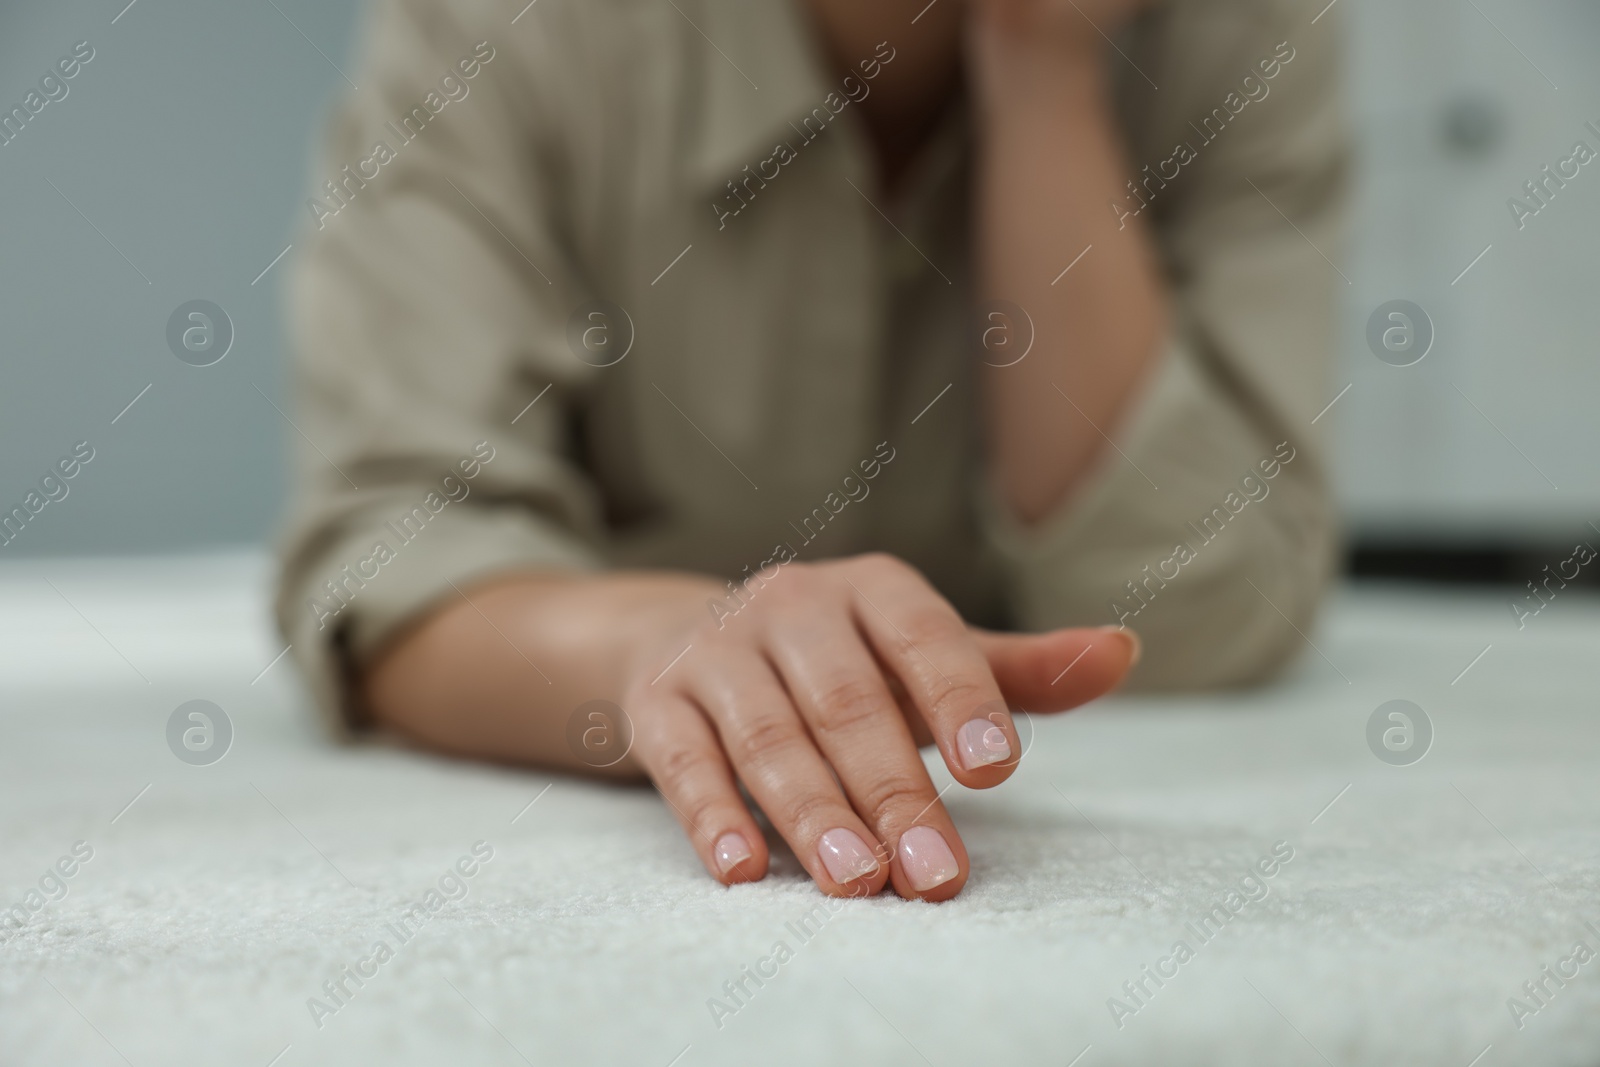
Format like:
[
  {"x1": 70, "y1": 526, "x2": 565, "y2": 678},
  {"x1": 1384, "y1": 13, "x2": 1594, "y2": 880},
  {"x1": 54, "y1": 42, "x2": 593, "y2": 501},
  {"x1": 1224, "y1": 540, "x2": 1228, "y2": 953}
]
[
  {"x1": 977, "y1": 4, "x2": 1349, "y2": 689},
  {"x1": 272, "y1": 0, "x2": 606, "y2": 731}
]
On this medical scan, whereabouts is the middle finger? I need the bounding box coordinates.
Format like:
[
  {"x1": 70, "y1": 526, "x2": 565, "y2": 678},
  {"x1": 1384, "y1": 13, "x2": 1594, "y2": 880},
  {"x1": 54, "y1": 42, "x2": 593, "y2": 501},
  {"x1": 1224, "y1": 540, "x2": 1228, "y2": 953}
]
[{"x1": 764, "y1": 617, "x2": 969, "y2": 901}]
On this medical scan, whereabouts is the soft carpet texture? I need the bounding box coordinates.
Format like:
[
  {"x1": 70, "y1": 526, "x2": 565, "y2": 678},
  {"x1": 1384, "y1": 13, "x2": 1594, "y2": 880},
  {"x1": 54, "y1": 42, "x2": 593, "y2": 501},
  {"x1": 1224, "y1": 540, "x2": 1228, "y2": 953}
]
[{"x1": 1, "y1": 552, "x2": 1597, "y2": 1067}]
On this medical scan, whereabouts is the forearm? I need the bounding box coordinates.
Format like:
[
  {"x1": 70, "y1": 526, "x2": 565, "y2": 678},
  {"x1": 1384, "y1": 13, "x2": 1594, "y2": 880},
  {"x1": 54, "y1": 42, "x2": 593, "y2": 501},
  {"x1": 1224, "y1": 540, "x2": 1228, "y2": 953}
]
[
  {"x1": 362, "y1": 570, "x2": 721, "y2": 779},
  {"x1": 974, "y1": 42, "x2": 1168, "y2": 523}
]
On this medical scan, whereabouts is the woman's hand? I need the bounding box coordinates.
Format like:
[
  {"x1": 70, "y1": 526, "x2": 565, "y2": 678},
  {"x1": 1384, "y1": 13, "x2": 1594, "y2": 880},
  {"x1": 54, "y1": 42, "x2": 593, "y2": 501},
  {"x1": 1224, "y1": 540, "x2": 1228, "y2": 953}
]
[
  {"x1": 366, "y1": 553, "x2": 1138, "y2": 902},
  {"x1": 621, "y1": 553, "x2": 1138, "y2": 901}
]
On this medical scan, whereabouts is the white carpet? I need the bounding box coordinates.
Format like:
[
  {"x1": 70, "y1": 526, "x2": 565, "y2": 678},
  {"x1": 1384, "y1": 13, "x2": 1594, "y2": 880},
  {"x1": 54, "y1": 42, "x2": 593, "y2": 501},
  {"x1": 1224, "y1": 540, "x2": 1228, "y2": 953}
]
[{"x1": 1, "y1": 552, "x2": 1597, "y2": 1067}]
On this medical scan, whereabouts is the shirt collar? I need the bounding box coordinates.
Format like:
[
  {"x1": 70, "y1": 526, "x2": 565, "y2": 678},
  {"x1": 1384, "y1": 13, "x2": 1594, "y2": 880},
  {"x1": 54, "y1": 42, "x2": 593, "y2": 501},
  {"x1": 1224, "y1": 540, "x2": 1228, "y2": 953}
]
[{"x1": 688, "y1": 0, "x2": 844, "y2": 191}]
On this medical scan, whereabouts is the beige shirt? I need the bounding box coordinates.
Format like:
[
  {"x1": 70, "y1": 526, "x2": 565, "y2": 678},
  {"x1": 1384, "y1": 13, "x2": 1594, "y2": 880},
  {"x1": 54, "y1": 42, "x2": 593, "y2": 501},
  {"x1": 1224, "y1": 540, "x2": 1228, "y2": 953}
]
[{"x1": 274, "y1": 0, "x2": 1348, "y2": 729}]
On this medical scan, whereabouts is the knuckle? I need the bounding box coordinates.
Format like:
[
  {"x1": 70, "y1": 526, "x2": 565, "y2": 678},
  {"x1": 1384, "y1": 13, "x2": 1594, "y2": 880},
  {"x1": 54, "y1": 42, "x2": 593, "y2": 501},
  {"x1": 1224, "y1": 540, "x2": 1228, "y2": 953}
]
[
  {"x1": 811, "y1": 677, "x2": 889, "y2": 736},
  {"x1": 757, "y1": 576, "x2": 809, "y2": 613},
  {"x1": 798, "y1": 565, "x2": 845, "y2": 598},
  {"x1": 652, "y1": 744, "x2": 705, "y2": 796},
  {"x1": 860, "y1": 772, "x2": 934, "y2": 825},
  {"x1": 622, "y1": 678, "x2": 659, "y2": 707},
  {"x1": 786, "y1": 788, "x2": 844, "y2": 834},
  {"x1": 927, "y1": 678, "x2": 992, "y2": 723},
  {"x1": 653, "y1": 747, "x2": 731, "y2": 837},
  {"x1": 854, "y1": 550, "x2": 903, "y2": 573},
  {"x1": 730, "y1": 713, "x2": 804, "y2": 767},
  {"x1": 898, "y1": 605, "x2": 962, "y2": 649},
  {"x1": 742, "y1": 565, "x2": 821, "y2": 616},
  {"x1": 676, "y1": 646, "x2": 739, "y2": 694},
  {"x1": 843, "y1": 551, "x2": 913, "y2": 585},
  {"x1": 682, "y1": 792, "x2": 726, "y2": 839}
]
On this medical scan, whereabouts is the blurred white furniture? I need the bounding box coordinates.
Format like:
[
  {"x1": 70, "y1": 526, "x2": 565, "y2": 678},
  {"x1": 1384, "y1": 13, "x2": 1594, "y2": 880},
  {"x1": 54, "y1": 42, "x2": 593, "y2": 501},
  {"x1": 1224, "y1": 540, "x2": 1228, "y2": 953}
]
[{"x1": 1338, "y1": 0, "x2": 1600, "y2": 540}]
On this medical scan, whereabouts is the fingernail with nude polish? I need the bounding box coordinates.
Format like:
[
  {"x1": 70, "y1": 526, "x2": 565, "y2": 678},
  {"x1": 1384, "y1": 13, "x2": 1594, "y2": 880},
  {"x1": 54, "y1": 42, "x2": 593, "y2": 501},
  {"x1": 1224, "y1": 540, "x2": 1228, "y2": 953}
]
[
  {"x1": 1100, "y1": 625, "x2": 1142, "y2": 667},
  {"x1": 956, "y1": 718, "x2": 1012, "y2": 769},
  {"x1": 898, "y1": 826, "x2": 959, "y2": 893},
  {"x1": 714, "y1": 832, "x2": 752, "y2": 876},
  {"x1": 818, "y1": 828, "x2": 880, "y2": 884}
]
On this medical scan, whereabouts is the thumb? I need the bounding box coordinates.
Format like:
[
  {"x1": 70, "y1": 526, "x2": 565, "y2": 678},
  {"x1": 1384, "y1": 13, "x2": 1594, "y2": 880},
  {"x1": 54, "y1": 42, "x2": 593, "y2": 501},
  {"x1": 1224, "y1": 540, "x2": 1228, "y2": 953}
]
[{"x1": 970, "y1": 625, "x2": 1140, "y2": 713}]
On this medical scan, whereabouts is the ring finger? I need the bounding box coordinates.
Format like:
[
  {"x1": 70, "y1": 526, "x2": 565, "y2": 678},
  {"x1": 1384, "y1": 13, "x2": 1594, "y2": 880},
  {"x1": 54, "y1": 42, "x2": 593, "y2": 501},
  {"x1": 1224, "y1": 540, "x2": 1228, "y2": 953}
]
[{"x1": 685, "y1": 653, "x2": 890, "y2": 898}]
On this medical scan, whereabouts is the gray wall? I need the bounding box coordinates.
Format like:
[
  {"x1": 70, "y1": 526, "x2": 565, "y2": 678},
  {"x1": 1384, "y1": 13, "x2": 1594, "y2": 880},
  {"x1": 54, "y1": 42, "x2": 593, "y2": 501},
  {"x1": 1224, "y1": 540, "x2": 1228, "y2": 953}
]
[{"x1": 0, "y1": 0, "x2": 360, "y2": 556}]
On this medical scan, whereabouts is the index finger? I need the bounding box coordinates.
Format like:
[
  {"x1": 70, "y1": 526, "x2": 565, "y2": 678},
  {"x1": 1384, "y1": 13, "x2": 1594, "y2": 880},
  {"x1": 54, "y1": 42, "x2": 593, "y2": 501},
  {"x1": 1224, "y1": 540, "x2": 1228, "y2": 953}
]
[{"x1": 840, "y1": 558, "x2": 1020, "y2": 789}]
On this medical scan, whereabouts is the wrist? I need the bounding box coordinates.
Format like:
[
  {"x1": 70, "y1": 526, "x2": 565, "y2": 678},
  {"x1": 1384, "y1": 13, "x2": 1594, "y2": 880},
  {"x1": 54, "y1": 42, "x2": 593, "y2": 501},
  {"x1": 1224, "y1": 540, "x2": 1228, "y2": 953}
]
[
  {"x1": 969, "y1": 30, "x2": 1110, "y2": 127},
  {"x1": 974, "y1": 63, "x2": 1110, "y2": 150}
]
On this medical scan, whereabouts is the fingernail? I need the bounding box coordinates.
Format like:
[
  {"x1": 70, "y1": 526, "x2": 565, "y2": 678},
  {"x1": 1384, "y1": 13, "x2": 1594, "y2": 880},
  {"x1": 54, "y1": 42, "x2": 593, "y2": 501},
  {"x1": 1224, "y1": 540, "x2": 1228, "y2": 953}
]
[
  {"x1": 818, "y1": 828, "x2": 880, "y2": 884},
  {"x1": 956, "y1": 718, "x2": 1012, "y2": 769},
  {"x1": 1100, "y1": 625, "x2": 1142, "y2": 667},
  {"x1": 714, "y1": 832, "x2": 752, "y2": 876},
  {"x1": 898, "y1": 826, "x2": 960, "y2": 892}
]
